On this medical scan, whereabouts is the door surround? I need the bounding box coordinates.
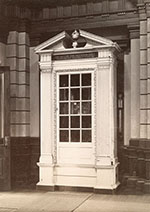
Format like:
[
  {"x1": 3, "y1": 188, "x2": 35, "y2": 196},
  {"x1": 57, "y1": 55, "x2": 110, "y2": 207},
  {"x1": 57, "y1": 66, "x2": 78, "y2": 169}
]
[{"x1": 35, "y1": 30, "x2": 121, "y2": 192}]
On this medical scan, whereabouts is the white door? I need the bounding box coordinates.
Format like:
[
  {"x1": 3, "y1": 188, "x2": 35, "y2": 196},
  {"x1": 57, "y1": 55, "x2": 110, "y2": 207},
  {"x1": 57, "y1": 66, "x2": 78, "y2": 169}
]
[{"x1": 56, "y1": 71, "x2": 95, "y2": 165}]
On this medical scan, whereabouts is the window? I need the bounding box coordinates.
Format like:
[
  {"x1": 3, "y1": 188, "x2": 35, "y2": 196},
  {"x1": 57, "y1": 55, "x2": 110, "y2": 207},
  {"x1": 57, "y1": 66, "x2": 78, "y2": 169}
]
[{"x1": 58, "y1": 72, "x2": 92, "y2": 143}]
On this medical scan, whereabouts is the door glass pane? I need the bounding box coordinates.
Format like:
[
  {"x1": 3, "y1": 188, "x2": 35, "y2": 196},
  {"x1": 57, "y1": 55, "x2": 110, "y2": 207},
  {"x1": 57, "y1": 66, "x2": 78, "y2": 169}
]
[
  {"x1": 71, "y1": 102, "x2": 80, "y2": 114},
  {"x1": 82, "y1": 88, "x2": 91, "y2": 100},
  {"x1": 71, "y1": 74, "x2": 80, "y2": 86},
  {"x1": 60, "y1": 89, "x2": 69, "y2": 101},
  {"x1": 71, "y1": 88, "x2": 80, "y2": 100},
  {"x1": 58, "y1": 72, "x2": 92, "y2": 143},
  {"x1": 82, "y1": 116, "x2": 91, "y2": 128},
  {"x1": 82, "y1": 130, "x2": 91, "y2": 142},
  {"x1": 82, "y1": 102, "x2": 91, "y2": 114},
  {"x1": 60, "y1": 116, "x2": 69, "y2": 128},
  {"x1": 82, "y1": 74, "x2": 91, "y2": 86},
  {"x1": 60, "y1": 103, "x2": 68, "y2": 114},
  {"x1": 71, "y1": 130, "x2": 80, "y2": 142},
  {"x1": 60, "y1": 130, "x2": 69, "y2": 142},
  {"x1": 60, "y1": 75, "x2": 68, "y2": 87},
  {"x1": 71, "y1": 116, "x2": 80, "y2": 128}
]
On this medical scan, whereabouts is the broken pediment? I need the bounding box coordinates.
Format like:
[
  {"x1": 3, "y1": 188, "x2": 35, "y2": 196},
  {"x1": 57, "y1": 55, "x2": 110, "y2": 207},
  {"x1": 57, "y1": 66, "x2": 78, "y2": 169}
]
[{"x1": 35, "y1": 29, "x2": 116, "y2": 53}]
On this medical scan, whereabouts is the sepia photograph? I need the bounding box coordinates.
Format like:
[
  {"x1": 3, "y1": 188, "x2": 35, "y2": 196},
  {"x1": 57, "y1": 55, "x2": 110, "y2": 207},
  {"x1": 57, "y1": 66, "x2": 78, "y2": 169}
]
[{"x1": 0, "y1": 0, "x2": 150, "y2": 211}]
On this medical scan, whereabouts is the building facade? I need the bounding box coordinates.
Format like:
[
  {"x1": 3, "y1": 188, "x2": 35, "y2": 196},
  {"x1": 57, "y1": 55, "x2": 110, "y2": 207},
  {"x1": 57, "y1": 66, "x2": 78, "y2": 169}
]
[{"x1": 0, "y1": 0, "x2": 150, "y2": 193}]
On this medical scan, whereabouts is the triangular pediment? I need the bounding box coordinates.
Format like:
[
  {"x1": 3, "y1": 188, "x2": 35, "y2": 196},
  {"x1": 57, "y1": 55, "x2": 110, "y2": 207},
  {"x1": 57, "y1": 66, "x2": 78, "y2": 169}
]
[{"x1": 35, "y1": 29, "x2": 116, "y2": 53}]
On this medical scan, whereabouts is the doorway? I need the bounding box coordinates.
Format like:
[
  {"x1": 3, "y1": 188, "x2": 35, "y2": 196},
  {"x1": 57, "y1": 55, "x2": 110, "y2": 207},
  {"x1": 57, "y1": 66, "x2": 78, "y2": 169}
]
[
  {"x1": 56, "y1": 71, "x2": 95, "y2": 165},
  {"x1": 0, "y1": 66, "x2": 11, "y2": 190},
  {"x1": 117, "y1": 59, "x2": 124, "y2": 179}
]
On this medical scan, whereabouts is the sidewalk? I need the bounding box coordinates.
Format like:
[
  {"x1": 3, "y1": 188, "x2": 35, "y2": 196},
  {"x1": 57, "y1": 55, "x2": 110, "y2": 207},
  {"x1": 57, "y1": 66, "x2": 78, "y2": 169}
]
[{"x1": 0, "y1": 190, "x2": 150, "y2": 212}]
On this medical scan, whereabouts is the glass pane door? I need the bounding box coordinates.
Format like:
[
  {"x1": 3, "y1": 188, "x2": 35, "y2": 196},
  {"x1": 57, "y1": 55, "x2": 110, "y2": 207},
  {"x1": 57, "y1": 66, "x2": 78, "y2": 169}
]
[{"x1": 58, "y1": 72, "x2": 92, "y2": 143}]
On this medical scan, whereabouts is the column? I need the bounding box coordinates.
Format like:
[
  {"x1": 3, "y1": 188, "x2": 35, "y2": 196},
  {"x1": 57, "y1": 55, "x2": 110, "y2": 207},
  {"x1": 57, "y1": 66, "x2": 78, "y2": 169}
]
[
  {"x1": 7, "y1": 31, "x2": 30, "y2": 137},
  {"x1": 95, "y1": 48, "x2": 119, "y2": 190},
  {"x1": 124, "y1": 52, "x2": 131, "y2": 145},
  {"x1": 7, "y1": 31, "x2": 19, "y2": 136},
  {"x1": 147, "y1": 16, "x2": 150, "y2": 139},
  {"x1": 30, "y1": 46, "x2": 40, "y2": 186},
  {"x1": 145, "y1": 2, "x2": 150, "y2": 182},
  {"x1": 18, "y1": 32, "x2": 30, "y2": 136},
  {"x1": 130, "y1": 33, "x2": 140, "y2": 139},
  {"x1": 6, "y1": 31, "x2": 31, "y2": 188},
  {"x1": 139, "y1": 2, "x2": 150, "y2": 139},
  {"x1": 139, "y1": 12, "x2": 148, "y2": 138},
  {"x1": 30, "y1": 47, "x2": 39, "y2": 137},
  {"x1": 37, "y1": 53, "x2": 54, "y2": 188}
]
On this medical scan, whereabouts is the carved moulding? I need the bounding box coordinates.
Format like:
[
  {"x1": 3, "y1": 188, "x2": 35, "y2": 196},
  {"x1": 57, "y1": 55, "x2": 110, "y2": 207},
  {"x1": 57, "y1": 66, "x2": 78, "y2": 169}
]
[
  {"x1": 53, "y1": 68, "x2": 96, "y2": 164},
  {"x1": 53, "y1": 70, "x2": 57, "y2": 164},
  {"x1": 97, "y1": 57, "x2": 116, "y2": 71},
  {"x1": 39, "y1": 63, "x2": 52, "y2": 73},
  {"x1": 40, "y1": 68, "x2": 52, "y2": 73},
  {"x1": 39, "y1": 60, "x2": 52, "y2": 73},
  {"x1": 97, "y1": 65, "x2": 110, "y2": 71}
]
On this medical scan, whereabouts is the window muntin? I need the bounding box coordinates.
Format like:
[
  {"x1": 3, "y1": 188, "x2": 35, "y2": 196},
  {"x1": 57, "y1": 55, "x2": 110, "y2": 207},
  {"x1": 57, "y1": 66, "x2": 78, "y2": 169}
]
[{"x1": 58, "y1": 72, "x2": 92, "y2": 143}]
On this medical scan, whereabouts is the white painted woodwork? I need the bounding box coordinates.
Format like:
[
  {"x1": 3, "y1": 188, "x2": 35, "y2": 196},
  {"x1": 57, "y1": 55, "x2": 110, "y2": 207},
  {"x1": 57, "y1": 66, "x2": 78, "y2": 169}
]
[{"x1": 35, "y1": 30, "x2": 120, "y2": 190}]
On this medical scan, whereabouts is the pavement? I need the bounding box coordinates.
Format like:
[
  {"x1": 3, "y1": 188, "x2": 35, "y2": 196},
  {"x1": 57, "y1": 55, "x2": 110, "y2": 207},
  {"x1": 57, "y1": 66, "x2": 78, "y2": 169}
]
[{"x1": 0, "y1": 190, "x2": 150, "y2": 212}]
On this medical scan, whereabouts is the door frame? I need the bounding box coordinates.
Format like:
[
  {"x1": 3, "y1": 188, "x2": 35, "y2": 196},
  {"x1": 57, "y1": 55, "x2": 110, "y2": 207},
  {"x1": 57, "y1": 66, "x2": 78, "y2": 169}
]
[{"x1": 0, "y1": 66, "x2": 11, "y2": 190}]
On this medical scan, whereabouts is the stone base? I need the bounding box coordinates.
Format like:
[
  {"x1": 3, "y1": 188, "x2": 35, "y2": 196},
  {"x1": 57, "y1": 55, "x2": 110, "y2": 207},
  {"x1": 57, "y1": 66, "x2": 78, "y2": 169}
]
[
  {"x1": 94, "y1": 187, "x2": 119, "y2": 194},
  {"x1": 36, "y1": 163, "x2": 120, "y2": 193},
  {"x1": 36, "y1": 185, "x2": 119, "y2": 194},
  {"x1": 36, "y1": 185, "x2": 55, "y2": 191}
]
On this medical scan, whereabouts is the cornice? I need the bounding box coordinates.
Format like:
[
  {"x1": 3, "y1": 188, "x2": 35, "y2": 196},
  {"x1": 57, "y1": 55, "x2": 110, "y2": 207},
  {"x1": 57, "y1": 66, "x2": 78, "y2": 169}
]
[
  {"x1": 0, "y1": 0, "x2": 139, "y2": 49},
  {"x1": 128, "y1": 23, "x2": 140, "y2": 39},
  {"x1": 138, "y1": 1, "x2": 150, "y2": 18},
  {"x1": 1, "y1": 1, "x2": 139, "y2": 24},
  {"x1": 3, "y1": 0, "x2": 139, "y2": 9}
]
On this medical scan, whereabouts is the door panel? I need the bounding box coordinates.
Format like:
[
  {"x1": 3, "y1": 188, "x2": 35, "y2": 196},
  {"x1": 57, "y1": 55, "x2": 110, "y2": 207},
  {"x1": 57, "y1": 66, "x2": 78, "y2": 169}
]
[
  {"x1": 57, "y1": 71, "x2": 94, "y2": 165},
  {"x1": 0, "y1": 67, "x2": 10, "y2": 190}
]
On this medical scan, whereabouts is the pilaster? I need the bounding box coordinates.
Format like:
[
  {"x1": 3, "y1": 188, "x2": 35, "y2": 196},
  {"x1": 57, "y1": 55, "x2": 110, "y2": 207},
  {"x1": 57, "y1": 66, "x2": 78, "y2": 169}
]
[
  {"x1": 37, "y1": 52, "x2": 54, "y2": 187},
  {"x1": 146, "y1": 4, "x2": 150, "y2": 138},
  {"x1": 30, "y1": 47, "x2": 40, "y2": 137},
  {"x1": 6, "y1": 31, "x2": 31, "y2": 188},
  {"x1": 96, "y1": 51, "x2": 117, "y2": 166},
  {"x1": 7, "y1": 31, "x2": 30, "y2": 137},
  {"x1": 128, "y1": 26, "x2": 140, "y2": 139},
  {"x1": 124, "y1": 52, "x2": 131, "y2": 145},
  {"x1": 95, "y1": 49, "x2": 119, "y2": 190},
  {"x1": 137, "y1": 2, "x2": 150, "y2": 139},
  {"x1": 138, "y1": 3, "x2": 148, "y2": 138}
]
